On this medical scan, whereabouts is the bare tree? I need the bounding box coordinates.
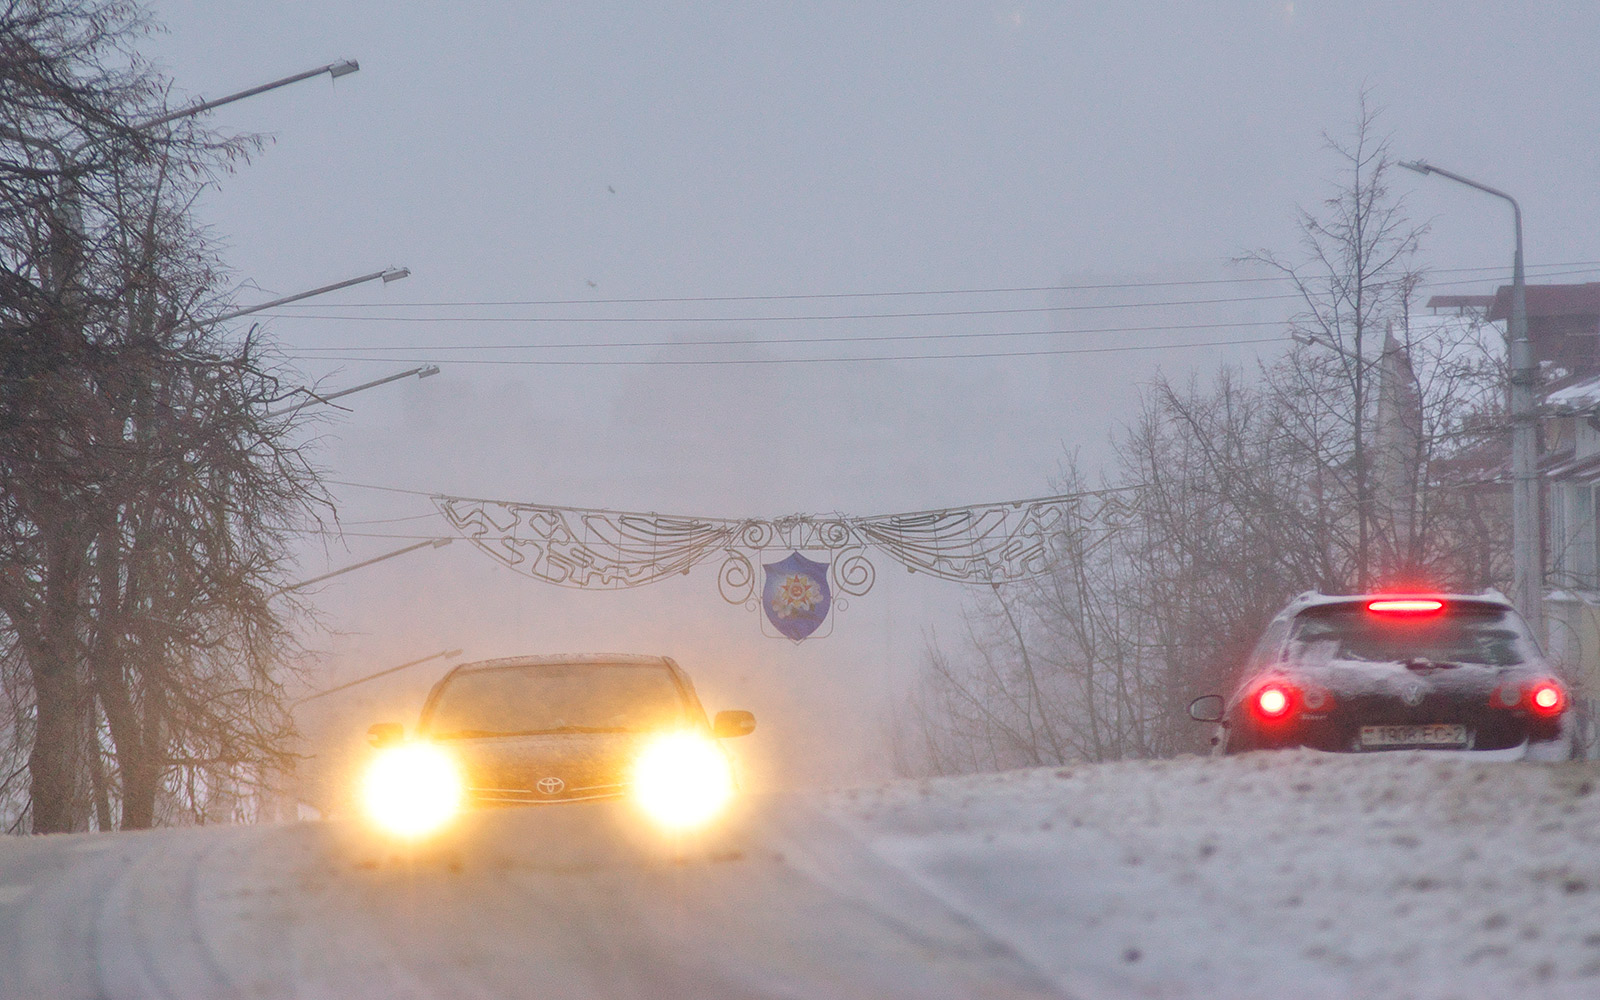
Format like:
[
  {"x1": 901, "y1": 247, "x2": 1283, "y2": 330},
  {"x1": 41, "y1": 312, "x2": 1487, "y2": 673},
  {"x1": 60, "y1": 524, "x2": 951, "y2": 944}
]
[
  {"x1": 0, "y1": 0, "x2": 326, "y2": 832},
  {"x1": 895, "y1": 98, "x2": 1511, "y2": 776},
  {"x1": 1242, "y1": 93, "x2": 1427, "y2": 591}
]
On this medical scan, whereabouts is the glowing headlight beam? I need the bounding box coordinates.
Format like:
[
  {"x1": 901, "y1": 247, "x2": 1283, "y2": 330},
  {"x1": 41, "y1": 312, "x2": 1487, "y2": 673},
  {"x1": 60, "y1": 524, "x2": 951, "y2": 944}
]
[
  {"x1": 360, "y1": 742, "x2": 464, "y2": 838},
  {"x1": 631, "y1": 731, "x2": 734, "y2": 831}
]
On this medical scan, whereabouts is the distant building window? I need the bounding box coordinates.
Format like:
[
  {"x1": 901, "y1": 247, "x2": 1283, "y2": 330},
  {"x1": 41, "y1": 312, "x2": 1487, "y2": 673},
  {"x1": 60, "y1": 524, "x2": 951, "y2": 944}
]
[
  {"x1": 1578, "y1": 485, "x2": 1598, "y2": 589},
  {"x1": 1551, "y1": 488, "x2": 1568, "y2": 582}
]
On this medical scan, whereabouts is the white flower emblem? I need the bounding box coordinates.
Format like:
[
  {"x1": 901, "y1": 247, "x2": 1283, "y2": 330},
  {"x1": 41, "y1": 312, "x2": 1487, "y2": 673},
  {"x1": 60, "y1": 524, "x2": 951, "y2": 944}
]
[{"x1": 770, "y1": 572, "x2": 822, "y2": 619}]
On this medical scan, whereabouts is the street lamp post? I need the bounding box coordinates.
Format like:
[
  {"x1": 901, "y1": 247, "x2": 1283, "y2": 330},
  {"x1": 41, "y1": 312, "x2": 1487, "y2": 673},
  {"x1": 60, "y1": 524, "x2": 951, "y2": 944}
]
[{"x1": 1398, "y1": 159, "x2": 1539, "y2": 633}]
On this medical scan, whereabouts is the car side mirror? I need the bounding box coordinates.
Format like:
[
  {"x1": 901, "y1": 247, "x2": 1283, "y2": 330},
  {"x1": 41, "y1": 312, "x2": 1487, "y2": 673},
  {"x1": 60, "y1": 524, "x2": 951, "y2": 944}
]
[
  {"x1": 713, "y1": 710, "x2": 756, "y2": 738},
  {"x1": 367, "y1": 722, "x2": 405, "y2": 748},
  {"x1": 1187, "y1": 695, "x2": 1226, "y2": 724}
]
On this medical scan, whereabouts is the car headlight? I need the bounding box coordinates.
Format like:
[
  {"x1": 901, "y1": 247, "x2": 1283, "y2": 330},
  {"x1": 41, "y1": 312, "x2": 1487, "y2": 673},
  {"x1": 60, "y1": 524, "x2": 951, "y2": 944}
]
[
  {"x1": 631, "y1": 731, "x2": 735, "y2": 831},
  {"x1": 360, "y1": 742, "x2": 464, "y2": 838}
]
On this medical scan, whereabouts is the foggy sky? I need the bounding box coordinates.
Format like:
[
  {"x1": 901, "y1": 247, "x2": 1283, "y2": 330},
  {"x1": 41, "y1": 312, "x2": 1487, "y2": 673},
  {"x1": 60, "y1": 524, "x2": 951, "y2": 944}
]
[{"x1": 142, "y1": 2, "x2": 1600, "y2": 782}]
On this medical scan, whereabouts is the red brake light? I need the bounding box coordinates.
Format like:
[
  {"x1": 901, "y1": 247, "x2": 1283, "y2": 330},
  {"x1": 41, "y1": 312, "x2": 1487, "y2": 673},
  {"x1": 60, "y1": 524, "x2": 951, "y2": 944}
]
[
  {"x1": 1529, "y1": 681, "x2": 1567, "y2": 717},
  {"x1": 1254, "y1": 683, "x2": 1294, "y2": 720},
  {"x1": 1367, "y1": 598, "x2": 1444, "y2": 614}
]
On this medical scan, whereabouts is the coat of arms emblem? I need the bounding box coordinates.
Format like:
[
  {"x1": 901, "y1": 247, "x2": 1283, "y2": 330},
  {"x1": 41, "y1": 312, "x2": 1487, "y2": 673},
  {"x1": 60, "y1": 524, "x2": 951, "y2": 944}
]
[{"x1": 761, "y1": 551, "x2": 832, "y2": 641}]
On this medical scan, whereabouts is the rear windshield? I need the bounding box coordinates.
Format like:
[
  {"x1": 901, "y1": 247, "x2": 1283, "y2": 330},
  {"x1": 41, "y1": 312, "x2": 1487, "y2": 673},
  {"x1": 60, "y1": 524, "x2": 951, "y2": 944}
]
[
  {"x1": 1288, "y1": 605, "x2": 1534, "y2": 667},
  {"x1": 423, "y1": 662, "x2": 689, "y2": 738}
]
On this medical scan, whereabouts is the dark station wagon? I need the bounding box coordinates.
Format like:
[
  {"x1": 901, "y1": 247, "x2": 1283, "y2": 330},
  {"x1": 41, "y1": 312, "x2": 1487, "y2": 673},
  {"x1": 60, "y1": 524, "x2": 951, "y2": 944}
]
[{"x1": 1190, "y1": 592, "x2": 1580, "y2": 760}]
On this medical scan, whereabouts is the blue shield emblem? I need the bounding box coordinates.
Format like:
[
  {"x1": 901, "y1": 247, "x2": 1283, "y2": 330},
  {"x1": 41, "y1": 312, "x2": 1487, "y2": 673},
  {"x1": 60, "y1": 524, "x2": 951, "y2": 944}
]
[{"x1": 762, "y1": 552, "x2": 831, "y2": 641}]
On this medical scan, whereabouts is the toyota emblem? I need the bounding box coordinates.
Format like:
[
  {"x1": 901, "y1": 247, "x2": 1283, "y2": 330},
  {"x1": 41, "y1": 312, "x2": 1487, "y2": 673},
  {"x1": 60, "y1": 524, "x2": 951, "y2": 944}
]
[{"x1": 536, "y1": 776, "x2": 565, "y2": 795}]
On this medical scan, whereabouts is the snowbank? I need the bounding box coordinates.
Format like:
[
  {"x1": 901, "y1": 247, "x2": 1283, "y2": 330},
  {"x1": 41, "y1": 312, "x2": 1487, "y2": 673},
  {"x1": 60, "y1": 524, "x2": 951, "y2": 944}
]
[{"x1": 825, "y1": 751, "x2": 1600, "y2": 999}]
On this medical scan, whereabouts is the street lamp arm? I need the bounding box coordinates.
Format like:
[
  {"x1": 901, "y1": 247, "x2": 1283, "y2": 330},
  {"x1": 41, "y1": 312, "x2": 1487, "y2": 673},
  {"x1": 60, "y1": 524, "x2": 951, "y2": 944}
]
[
  {"x1": 265, "y1": 364, "x2": 440, "y2": 418},
  {"x1": 178, "y1": 267, "x2": 409, "y2": 333},
  {"x1": 1293, "y1": 330, "x2": 1362, "y2": 363},
  {"x1": 6, "y1": 59, "x2": 361, "y2": 165},
  {"x1": 291, "y1": 647, "x2": 463, "y2": 707},
  {"x1": 131, "y1": 60, "x2": 359, "y2": 132},
  {"x1": 1399, "y1": 160, "x2": 1522, "y2": 249},
  {"x1": 276, "y1": 537, "x2": 451, "y2": 595}
]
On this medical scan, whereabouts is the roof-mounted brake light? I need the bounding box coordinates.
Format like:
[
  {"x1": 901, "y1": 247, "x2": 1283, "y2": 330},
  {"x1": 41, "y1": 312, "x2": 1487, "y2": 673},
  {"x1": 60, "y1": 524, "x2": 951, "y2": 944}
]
[{"x1": 1367, "y1": 598, "x2": 1444, "y2": 614}]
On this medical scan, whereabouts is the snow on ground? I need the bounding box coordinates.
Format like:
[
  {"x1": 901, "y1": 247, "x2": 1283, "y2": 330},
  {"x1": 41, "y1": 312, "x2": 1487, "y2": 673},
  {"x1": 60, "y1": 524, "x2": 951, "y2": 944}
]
[
  {"x1": 7, "y1": 749, "x2": 1600, "y2": 998},
  {"x1": 822, "y1": 751, "x2": 1600, "y2": 1000}
]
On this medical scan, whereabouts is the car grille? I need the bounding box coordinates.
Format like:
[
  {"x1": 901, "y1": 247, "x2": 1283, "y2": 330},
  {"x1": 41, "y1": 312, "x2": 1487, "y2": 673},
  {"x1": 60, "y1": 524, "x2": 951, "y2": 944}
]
[{"x1": 467, "y1": 781, "x2": 627, "y2": 805}]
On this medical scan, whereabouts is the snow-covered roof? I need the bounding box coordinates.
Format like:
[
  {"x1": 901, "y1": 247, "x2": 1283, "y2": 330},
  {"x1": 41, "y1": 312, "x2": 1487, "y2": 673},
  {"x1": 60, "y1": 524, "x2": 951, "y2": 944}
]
[
  {"x1": 1544, "y1": 373, "x2": 1600, "y2": 413},
  {"x1": 1404, "y1": 313, "x2": 1490, "y2": 338}
]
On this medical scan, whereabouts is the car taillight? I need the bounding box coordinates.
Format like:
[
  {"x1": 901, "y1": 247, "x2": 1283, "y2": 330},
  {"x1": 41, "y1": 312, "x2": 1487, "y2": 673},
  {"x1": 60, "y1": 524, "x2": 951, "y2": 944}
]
[
  {"x1": 1496, "y1": 680, "x2": 1569, "y2": 716},
  {"x1": 1254, "y1": 682, "x2": 1295, "y2": 720},
  {"x1": 1366, "y1": 598, "x2": 1445, "y2": 615},
  {"x1": 1528, "y1": 680, "x2": 1567, "y2": 717}
]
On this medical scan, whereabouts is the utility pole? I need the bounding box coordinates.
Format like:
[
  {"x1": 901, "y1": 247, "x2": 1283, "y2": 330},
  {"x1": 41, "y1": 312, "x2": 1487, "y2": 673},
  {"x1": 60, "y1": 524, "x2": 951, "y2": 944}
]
[{"x1": 1399, "y1": 160, "x2": 1540, "y2": 636}]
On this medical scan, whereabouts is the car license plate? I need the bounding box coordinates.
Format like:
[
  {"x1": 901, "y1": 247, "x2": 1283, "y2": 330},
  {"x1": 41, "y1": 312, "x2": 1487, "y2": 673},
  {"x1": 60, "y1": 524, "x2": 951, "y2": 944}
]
[{"x1": 1359, "y1": 724, "x2": 1468, "y2": 748}]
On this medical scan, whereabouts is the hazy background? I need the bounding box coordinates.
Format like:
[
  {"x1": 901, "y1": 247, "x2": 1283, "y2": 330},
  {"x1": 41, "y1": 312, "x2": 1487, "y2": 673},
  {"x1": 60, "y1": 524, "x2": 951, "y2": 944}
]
[{"x1": 139, "y1": 2, "x2": 1600, "y2": 788}]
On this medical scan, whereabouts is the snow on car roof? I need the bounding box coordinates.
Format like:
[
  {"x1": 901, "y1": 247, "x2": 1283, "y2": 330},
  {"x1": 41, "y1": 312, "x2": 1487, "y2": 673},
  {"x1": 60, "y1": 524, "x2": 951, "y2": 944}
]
[
  {"x1": 1280, "y1": 590, "x2": 1514, "y2": 616},
  {"x1": 450, "y1": 653, "x2": 680, "y2": 674}
]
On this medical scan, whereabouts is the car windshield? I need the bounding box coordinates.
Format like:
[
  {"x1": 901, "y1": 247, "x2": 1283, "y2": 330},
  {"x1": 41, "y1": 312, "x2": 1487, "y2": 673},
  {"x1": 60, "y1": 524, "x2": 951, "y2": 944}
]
[
  {"x1": 423, "y1": 663, "x2": 689, "y2": 738},
  {"x1": 1288, "y1": 606, "x2": 1533, "y2": 667}
]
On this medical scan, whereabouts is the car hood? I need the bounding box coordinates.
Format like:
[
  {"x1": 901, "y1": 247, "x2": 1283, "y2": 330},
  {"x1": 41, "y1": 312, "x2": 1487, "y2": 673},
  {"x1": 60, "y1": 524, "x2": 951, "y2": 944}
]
[{"x1": 436, "y1": 731, "x2": 655, "y2": 800}]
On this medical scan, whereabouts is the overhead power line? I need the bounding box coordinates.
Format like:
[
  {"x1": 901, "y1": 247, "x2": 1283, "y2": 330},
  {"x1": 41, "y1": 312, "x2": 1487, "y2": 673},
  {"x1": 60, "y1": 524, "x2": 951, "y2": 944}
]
[
  {"x1": 258, "y1": 264, "x2": 1600, "y2": 327},
  {"x1": 289, "y1": 334, "x2": 1287, "y2": 368},
  {"x1": 293, "y1": 318, "x2": 1285, "y2": 354},
  {"x1": 326, "y1": 479, "x2": 444, "y2": 498},
  {"x1": 336, "y1": 512, "x2": 448, "y2": 526},
  {"x1": 267, "y1": 293, "x2": 1303, "y2": 323},
  {"x1": 263, "y1": 259, "x2": 1600, "y2": 309}
]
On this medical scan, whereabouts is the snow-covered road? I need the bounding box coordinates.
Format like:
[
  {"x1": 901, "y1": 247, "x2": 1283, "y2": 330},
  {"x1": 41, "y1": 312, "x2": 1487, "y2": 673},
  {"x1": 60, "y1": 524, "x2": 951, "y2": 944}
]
[{"x1": 3, "y1": 751, "x2": 1599, "y2": 999}]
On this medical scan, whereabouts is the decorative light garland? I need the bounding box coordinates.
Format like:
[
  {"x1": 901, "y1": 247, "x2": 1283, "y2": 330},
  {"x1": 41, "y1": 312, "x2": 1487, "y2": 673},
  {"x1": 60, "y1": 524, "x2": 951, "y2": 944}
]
[{"x1": 434, "y1": 493, "x2": 1082, "y2": 640}]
